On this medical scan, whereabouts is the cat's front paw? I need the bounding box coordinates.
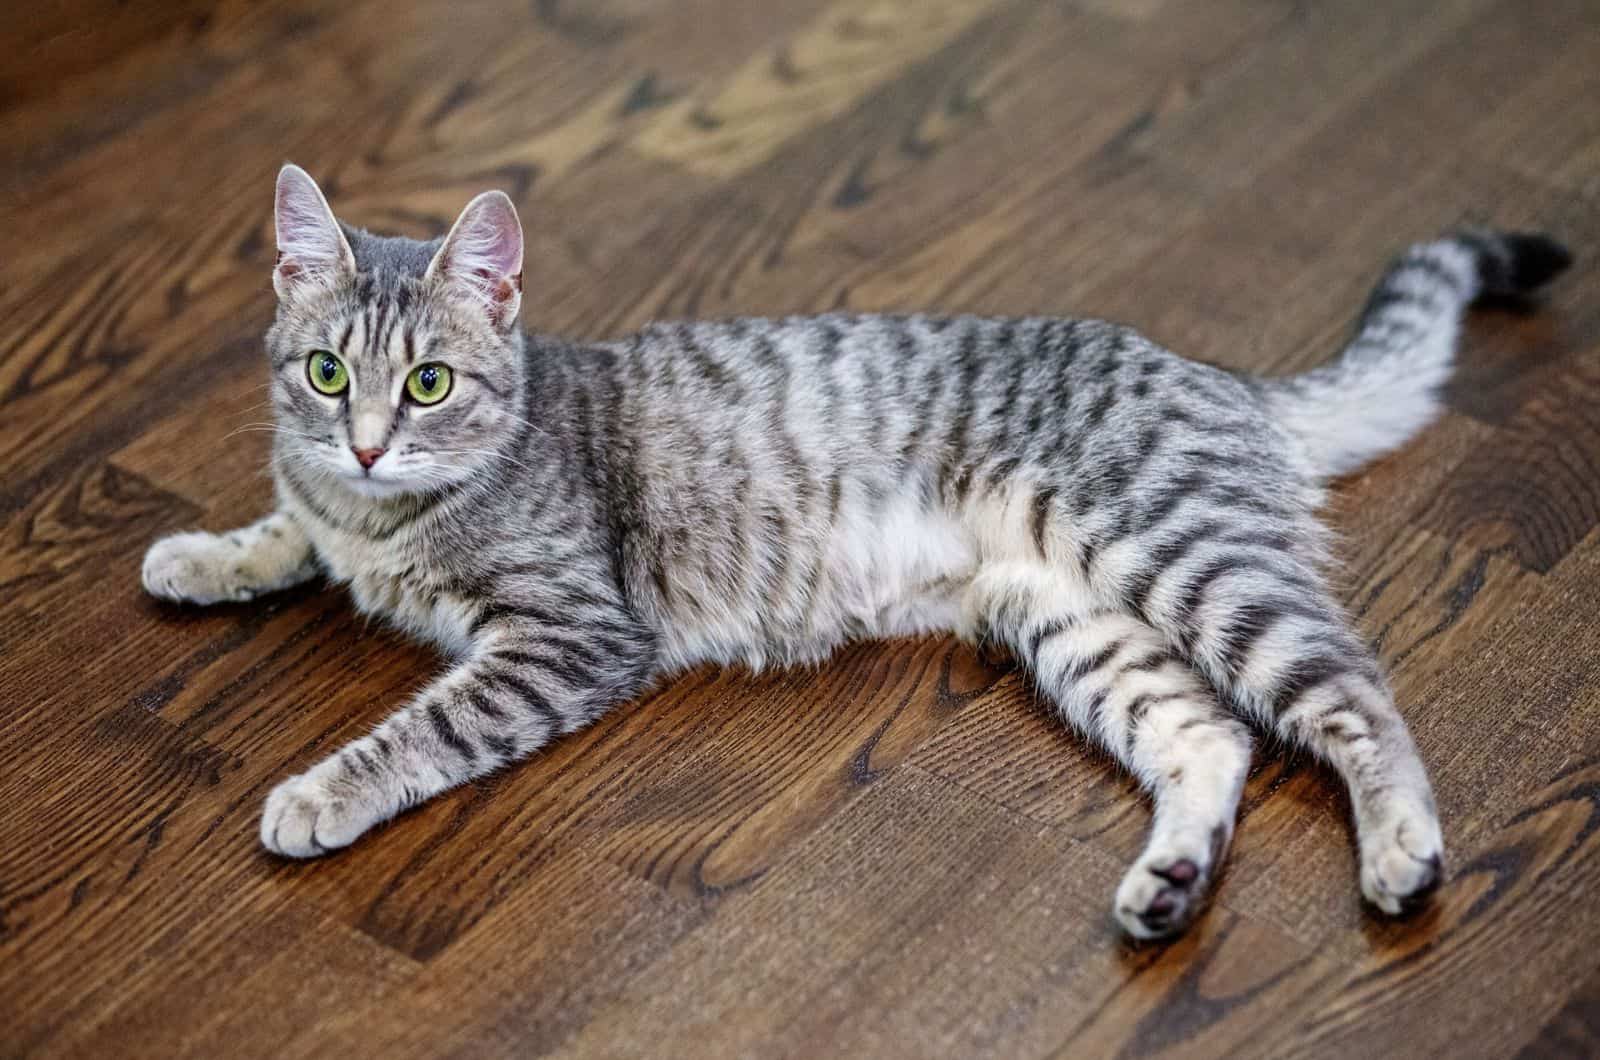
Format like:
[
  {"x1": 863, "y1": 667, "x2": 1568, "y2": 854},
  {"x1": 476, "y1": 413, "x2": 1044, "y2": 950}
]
[
  {"x1": 142, "y1": 532, "x2": 255, "y2": 605},
  {"x1": 260, "y1": 764, "x2": 384, "y2": 858},
  {"x1": 1360, "y1": 804, "x2": 1444, "y2": 915}
]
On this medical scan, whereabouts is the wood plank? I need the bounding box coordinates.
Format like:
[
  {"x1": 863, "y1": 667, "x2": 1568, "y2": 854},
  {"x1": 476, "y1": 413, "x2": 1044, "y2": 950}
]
[
  {"x1": 277, "y1": 849, "x2": 702, "y2": 1059},
  {"x1": 1249, "y1": 751, "x2": 1600, "y2": 1058},
  {"x1": 584, "y1": 638, "x2": 1008, "y2": 896},
  {"x1": 561, "y1": 766, "x2": 1335, "y2": 1059},
  {"x1": 1515, "y1": 964, "x2": 1600, "y2": 1059},
  {"x1": 43, "y1": 903, "x2": 418, "y2": 1060},
  {"x1": 1416, "y1": 340, "x2": 1600, "y2": 571},
  {"x1": 1066, "y1": 0, "x2": 1596, "y2": 372}
]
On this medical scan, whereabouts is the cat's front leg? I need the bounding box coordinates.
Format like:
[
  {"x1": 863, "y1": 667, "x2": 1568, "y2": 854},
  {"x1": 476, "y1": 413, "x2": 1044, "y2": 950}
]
[
  {"x1": 143, "y1": 511, "x2": 319, "y2": 605},
  {"x1": 260, "y1": 607, "x2": 658, "y2": 857}
]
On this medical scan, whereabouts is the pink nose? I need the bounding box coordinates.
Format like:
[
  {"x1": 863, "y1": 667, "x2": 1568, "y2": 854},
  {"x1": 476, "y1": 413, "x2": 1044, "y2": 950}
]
[{"x1": 352, "y1": 447, "x2": 385, "y2": 470}]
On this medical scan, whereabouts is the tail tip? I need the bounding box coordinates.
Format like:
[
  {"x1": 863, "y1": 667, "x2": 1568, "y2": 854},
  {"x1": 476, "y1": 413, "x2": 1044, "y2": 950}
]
[{"x1": 1477, "y1": 231, "x2": 1573, "y2": 296}]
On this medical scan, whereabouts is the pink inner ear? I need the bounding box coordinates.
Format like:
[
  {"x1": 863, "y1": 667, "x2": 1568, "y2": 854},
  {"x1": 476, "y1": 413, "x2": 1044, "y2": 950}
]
[
  {"x1": 469, "y1": 211, "x2": 521, "y2": 279},
  {"x1": 443, "y1": 194, "x2": 523, "y2": 287}
]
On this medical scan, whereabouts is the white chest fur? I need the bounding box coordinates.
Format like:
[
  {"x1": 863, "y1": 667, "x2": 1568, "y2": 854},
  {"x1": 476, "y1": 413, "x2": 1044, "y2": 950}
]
[{"x1": 302, "y1": 518, "x2": 477, "y2": 658}]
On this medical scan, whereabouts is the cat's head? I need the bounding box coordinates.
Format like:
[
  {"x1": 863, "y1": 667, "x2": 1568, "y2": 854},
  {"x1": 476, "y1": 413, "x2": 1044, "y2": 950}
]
[{"x1": 266, "y1": 164, "x2": 526, "y2": 499}]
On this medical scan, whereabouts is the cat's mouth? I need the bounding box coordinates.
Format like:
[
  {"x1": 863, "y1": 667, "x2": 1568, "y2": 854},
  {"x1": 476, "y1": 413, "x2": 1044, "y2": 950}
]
[
  {"x1": 325, "y1": 454, "x2": 428, "y2": 498},
  {"x1": 321, "y1": 444, "x2": 423, "y2": 498},
  {"x1": 332, "y1": 454, "x2": 467, "y2": 500},
  {"x1": 339, "y1": 472, "x2": 419, "y2": 499}
]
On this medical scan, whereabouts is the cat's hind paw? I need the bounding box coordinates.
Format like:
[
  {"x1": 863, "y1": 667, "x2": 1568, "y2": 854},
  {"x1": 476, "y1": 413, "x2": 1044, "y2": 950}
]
[
  {"x1": 1114, "y1": 847, "x2": 1214, "y2": 941},
  {"x1": 1360, "y1": 806, "x2": 1444, "y2": 915}
]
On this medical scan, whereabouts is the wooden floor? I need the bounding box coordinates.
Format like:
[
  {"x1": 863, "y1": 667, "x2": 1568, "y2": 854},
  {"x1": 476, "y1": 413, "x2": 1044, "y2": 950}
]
[{"x1": 4, "y1": 1, "x2": 1600, "y2": 1056}]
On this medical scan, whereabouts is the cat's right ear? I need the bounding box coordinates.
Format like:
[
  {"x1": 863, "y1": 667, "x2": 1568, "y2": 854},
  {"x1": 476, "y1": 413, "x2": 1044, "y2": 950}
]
[{"x1": 273, "y1": 164, "x2": 355, "y2": 299}]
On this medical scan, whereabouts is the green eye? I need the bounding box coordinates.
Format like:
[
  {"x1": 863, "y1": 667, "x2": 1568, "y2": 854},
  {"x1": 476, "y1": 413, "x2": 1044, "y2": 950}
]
[
  {"x1": 406, "y1": 363, "x2": 452, "y2": 405},
  {"x1": 307, "y1": 350, "x2": 348, "y2": 395}
]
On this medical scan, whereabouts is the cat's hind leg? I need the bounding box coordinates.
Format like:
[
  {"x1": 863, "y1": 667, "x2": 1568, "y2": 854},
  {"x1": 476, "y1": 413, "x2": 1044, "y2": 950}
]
[
  {"x1": 1131, "y1": 522, "x2": 1444, "y2": 915},
  {"x1": 968, "y1": 561, "x2": 1252, "y2": 940}
]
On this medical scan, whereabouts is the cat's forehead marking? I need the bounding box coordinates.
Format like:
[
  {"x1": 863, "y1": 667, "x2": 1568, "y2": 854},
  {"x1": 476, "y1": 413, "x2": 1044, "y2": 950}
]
[
  {"x1": 340, "y1": 233, "x2": 439, "y2": 377},
  {"x1": 335, "y1": 230, "x2": 431, "y2": 366},
  {"x1": 340, "y1": 289, "x2": 414, "y2": 383}
]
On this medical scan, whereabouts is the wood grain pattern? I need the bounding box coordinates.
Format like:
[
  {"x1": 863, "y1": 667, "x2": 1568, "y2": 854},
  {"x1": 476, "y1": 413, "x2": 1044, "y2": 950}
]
[
  {"x1": 2, "y1": 0, "x2": 1598, "y2": 1056},
  {"x1": 631, "y1": 0, "x2": 1005, "y2": 177}
]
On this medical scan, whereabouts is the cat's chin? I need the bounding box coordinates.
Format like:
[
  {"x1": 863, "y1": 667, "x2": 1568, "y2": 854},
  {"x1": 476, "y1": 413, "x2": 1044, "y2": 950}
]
[{"x1": 338, "y1": 474, "x2": 426, "y2": 500}]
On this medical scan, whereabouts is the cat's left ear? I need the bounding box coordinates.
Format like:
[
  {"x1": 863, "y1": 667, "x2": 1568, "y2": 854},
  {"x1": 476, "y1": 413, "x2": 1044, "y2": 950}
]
[{"x1": 426, "y1": 191, "x2": 524, "y2": 332}]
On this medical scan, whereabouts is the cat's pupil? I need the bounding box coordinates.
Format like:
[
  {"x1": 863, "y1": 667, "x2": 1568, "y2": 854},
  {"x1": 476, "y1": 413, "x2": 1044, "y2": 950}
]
[
  {"x1": 319, "y1": 357, "x2": 336, "y2": 381},
  {"x1": 420, "y1": 367, "x2": 437, "y2": 390}
]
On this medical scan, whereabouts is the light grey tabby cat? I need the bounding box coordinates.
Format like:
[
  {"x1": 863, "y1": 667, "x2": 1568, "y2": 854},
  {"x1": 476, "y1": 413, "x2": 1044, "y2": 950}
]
[{"x1": 143, "y1": 165, "x2": 1572, "y2": 939}]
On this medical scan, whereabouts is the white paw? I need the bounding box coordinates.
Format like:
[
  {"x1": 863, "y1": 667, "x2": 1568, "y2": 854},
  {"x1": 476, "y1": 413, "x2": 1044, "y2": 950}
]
[
  {"x1": 260, "y1": 764, "x2": 383, "y2": 858},
  {"x1": 142, "y1": 531, "x2": 254, "y2": 605},
  {"x1": 1360, "y1": 805, "x2": 1444, "y2": 915},
  {"x1": 1113, "y1": 837, "x2": 1217, "y2": 941}
]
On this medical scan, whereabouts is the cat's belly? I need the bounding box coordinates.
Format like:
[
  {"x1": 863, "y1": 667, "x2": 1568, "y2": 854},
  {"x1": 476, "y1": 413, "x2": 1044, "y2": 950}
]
[{"x1": 653, "y1": 493, "x2": 979, "y2": 671}]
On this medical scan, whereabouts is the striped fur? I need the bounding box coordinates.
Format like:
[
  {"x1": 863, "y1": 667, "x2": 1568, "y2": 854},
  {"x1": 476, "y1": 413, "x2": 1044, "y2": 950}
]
[{"x1": 142, "y1": 166, "x2": 1572, "y2": 938}]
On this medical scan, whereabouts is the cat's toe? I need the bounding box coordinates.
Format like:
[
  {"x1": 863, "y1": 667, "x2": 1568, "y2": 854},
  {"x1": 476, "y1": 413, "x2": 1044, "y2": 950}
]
[
  {"x1": 1115, "y1": 854, "x2": 1209, "y2": 941},
  {"x1": 1361, "y1": 810, "x2": 1445, "y2": 915},
  {"x1": 142, "y1": 534, "x2": 203, "y2": 602},
  {"x1": 260, "y1": 772, "x2": 368, "y2": 858}
]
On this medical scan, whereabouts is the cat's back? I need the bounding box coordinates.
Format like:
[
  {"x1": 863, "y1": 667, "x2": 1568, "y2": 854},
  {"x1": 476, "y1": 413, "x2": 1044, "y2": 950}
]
[
  {"x1": 594, "y1": 309, "x2": 1246, "y2": 508},
  {"x1": 585, "y1": 310, "x2": 1258, "y2": 669}
]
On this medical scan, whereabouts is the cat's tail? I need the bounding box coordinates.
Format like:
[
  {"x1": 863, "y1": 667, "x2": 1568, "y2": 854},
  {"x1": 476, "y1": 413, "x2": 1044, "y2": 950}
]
[{"x1": 1263, "y1": 229, "x2": 1571, "y2": 480}]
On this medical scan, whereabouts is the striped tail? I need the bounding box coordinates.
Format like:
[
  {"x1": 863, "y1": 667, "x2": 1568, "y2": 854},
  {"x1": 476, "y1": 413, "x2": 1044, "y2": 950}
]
[{"x1": 1264, "y1": 229, "x2": 1572, "y2": 480}]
